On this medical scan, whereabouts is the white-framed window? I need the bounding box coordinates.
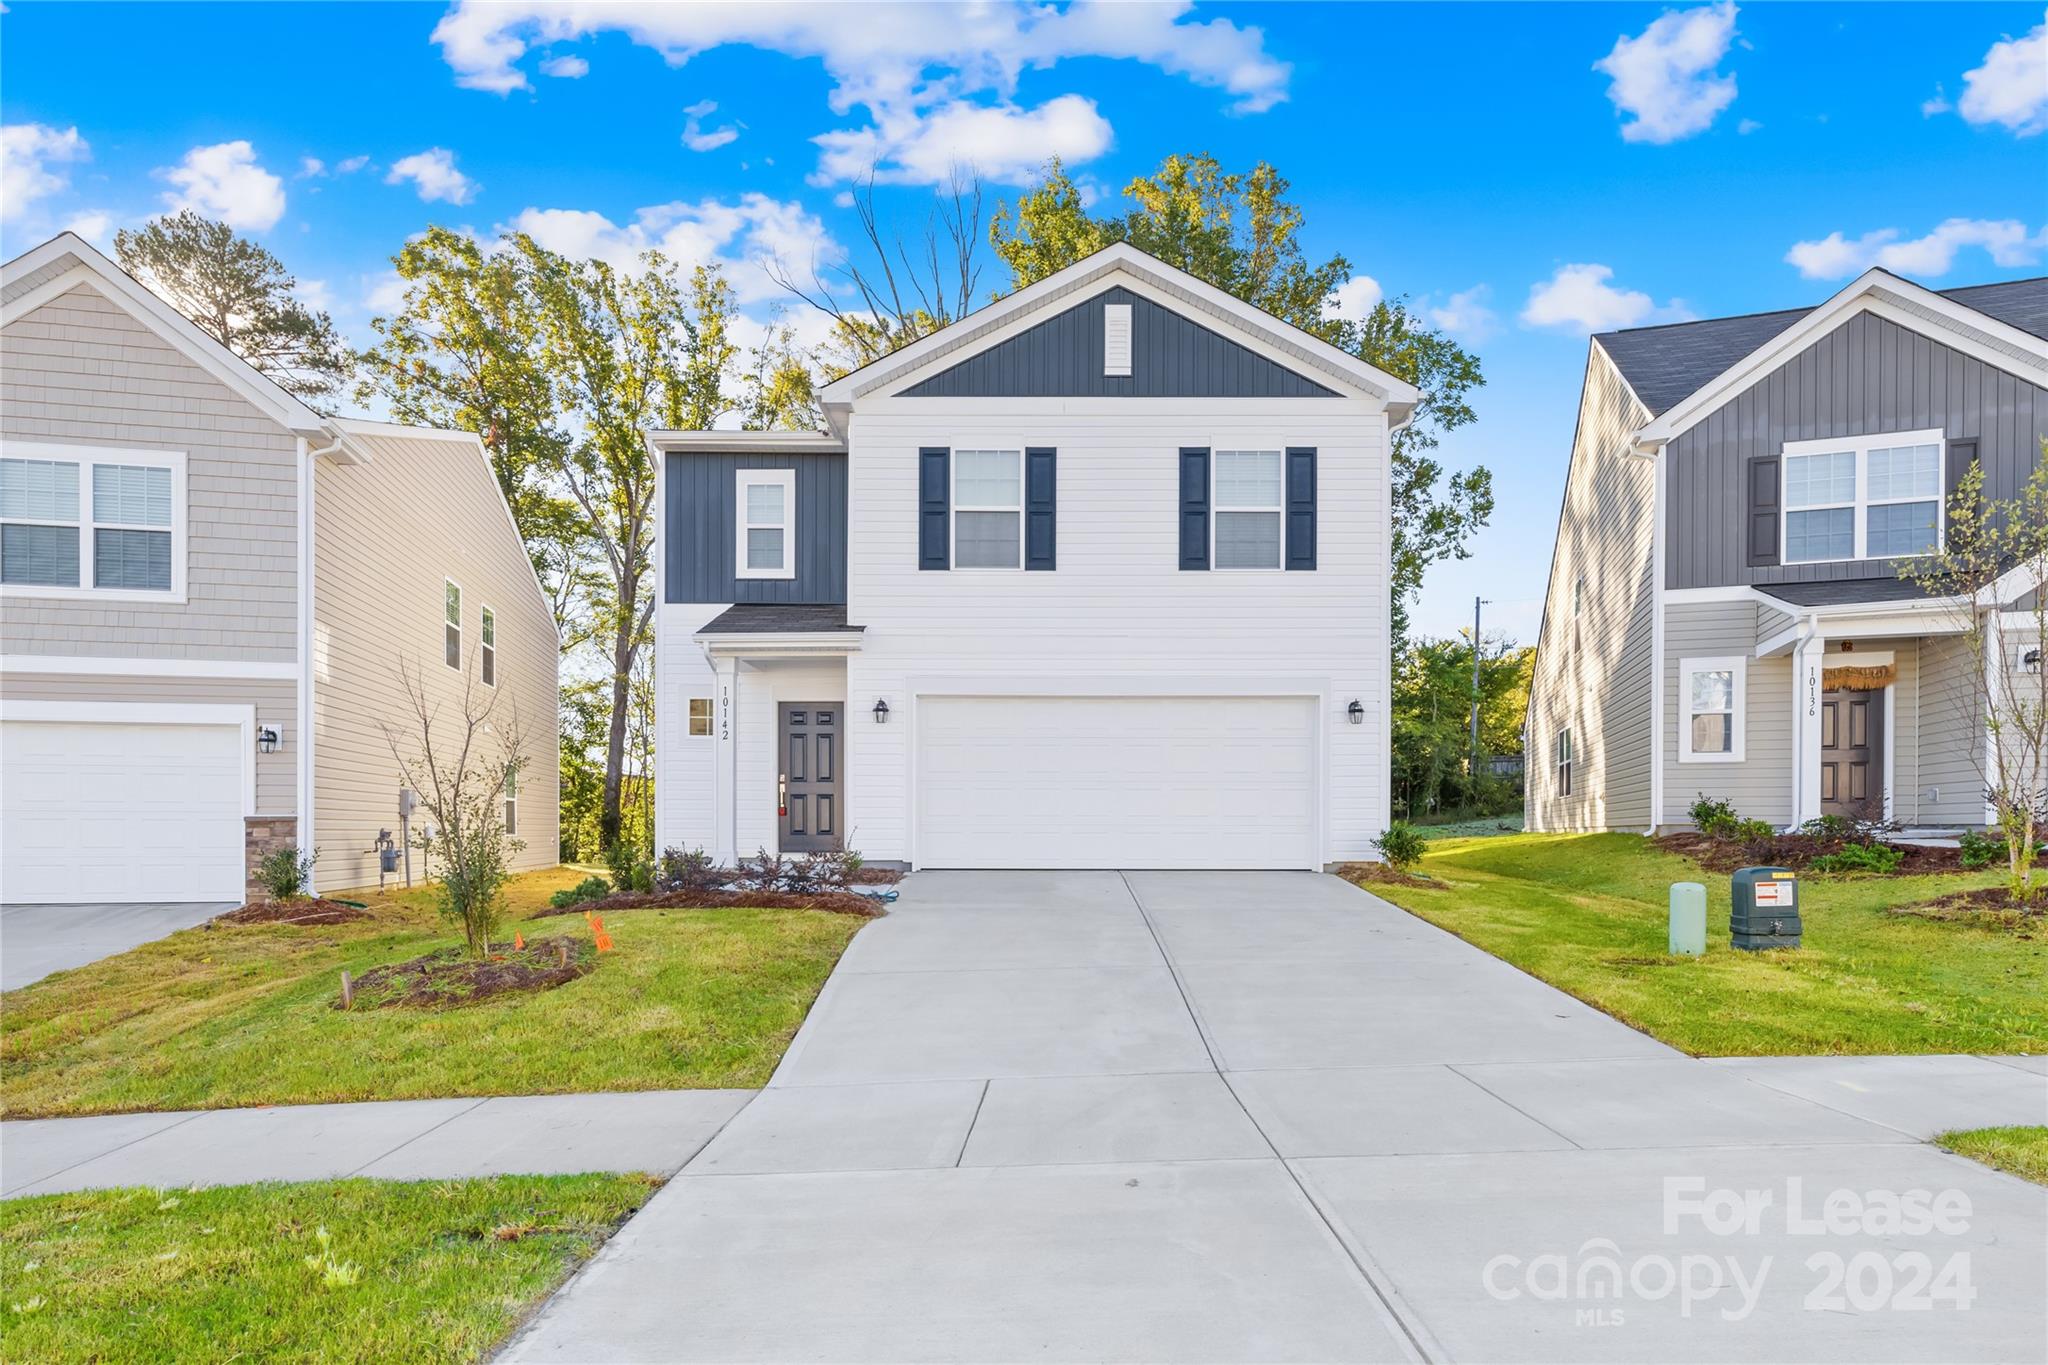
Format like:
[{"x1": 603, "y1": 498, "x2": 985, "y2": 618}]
[
  {"x1": 952, "y1": 448, "x2": 1023, "y2": 569},
  {"x1": 480, "y1": 606, "x2": 497, "y2": 687},
  {"x1": 1556, "y1": 727, "x2": 1574, "y2": 796},
  {"x1": 444, "y1": 579, "x2": 462, "y2": 670},
  {"x1": 687, "y1": 696, "x2": 714, "y2": 738},
  {"x1": 736, "y1": 469, "x2": 796, "y2": 580},
  {"x1": 1213, "y1": 449, "x2": 1284, "y2": 570},
  {"x1": 0, "y1": 442, "x2": 187, "y2": 601},
  {"x1": 503, "y1": 764, "x2": 518, "y2": 836},
  {"x1": 1679, "y1": 655, "x2": 1747, "y2": 763},
  {"x1": 1782, "y1": 429, "x2": 1944, "y2": 565}
]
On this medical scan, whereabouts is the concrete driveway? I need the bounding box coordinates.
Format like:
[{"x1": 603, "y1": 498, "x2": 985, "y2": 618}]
[
  {"x1": 1, "y1": 901, "x2": 230, "y2": 991},
  {"x1": 507, "y1": 871, "x2": 2048, "y2": 1364}
]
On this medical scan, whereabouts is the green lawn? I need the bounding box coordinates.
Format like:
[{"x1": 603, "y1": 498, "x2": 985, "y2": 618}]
[
  {"x1": 2, "y1": 867, "x2": 865, "y2": 1118},
  {"x1": 1370, "y1": 833, "x2": 2048, "y2": 1055},
  {"x1": 1936, "y1": 1126, "x2": 2048, "y2": 1185},
  {"x1": 0, "y1": 1174, "x2": 653, "y2": 1363}
]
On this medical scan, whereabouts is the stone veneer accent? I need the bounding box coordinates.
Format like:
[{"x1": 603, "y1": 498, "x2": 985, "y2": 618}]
[{"x1": 244, "y1": 816, "x2": 299, "y2": 904}]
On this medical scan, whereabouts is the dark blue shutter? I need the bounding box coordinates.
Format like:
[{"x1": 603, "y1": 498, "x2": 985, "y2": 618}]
[
  {"x1": 918, "y1": 447, "x2": 949, "y2": 570},
  {"x1": 1284, "y1": 446, "x2": 1317, "y2": 571},
  {"x1": 1025, "y1": 446, "x2": 1056, "y2": 571},
  {"x1": 1179, "y1": 447, "x2": 1210, "y2": 570}
]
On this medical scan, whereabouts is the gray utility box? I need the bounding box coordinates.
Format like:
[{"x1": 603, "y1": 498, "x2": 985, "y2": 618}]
[{"x1": 1731, "y1": 866, "x2": 1801, "y2": 950}]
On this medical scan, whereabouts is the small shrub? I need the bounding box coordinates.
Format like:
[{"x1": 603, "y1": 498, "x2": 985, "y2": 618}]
[
  {"x1": 628, "y1": 860, "x2": 654, "y2": 893},
  {"x1": 1960, "y1": 828, "x2": 2004, "y2": 870},
  {"x1": 1731, "y1": 818, "x2": 1776, "y2": 843},
  {"x1": 548, "y1": 875, "x2": 612, "y2": 909},
  {"x1": 734, "y1": 848, "x2": 786, "y2": 892},
  {"x1": 1799, "y1": 813, "x2": 1855, "y2": 841},
  {"x1": 656, "y1": 846, "x2": 723, "y2": 894},
  {"x1": 1372, "y1": 821, "x2": 1428, "y2": 871},
  {"x1": 1809, "y1": 842, "x2": 1904, "y2": 876},
  {"x1": 1689, "y1": 795, "x2": 1740, "y2": 839},
  {"x1": 781, "y1": 854, "x2": 826, "y2": 895},
  {"x1": 605, "y1": 841, "x2": 641, "y2": 893},
  {"x1": 254, "y1": 845, "x2": 317, "y2": 901}
]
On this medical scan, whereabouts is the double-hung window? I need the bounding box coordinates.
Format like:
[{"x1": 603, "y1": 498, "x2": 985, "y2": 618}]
[
  {"x1": 1782, "y1": 430, "x2": 1943, "y2": 564},
  {"x1": 503, "y1": 765, "x2": 519, "y2": 836},
  {"x1": 480, "y1": 606, "x2": 497, "y2": 687},
  {"x1": 687, "y1": 697, "x2": 714, "y2": 738},
  {"x1": 736, "y1": 469, "x2": 795, "y2": 579},
  {"x1": 1556, "y1": 728, "x2": 1574, "y2": 796},
  {"x1": 1679, "y1": 655, "x2": 1746, "y2": 762},
  {"x1": 1214, "y1": 449, "x2": 1284, "y2": 569},
  {"x1": 952, "y1": 449, "x2": 1022, "y2": 569},
  {"x1": 445, "y1": 580, "x2": 462, "y2": 669},
  {"x1": 0, "y1": 443, "x2": 184, "y2": 599}
]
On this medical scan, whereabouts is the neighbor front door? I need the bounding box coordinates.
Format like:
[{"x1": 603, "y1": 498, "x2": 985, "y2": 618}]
[
  {"x1": 1820, "y1": 688, "x2": 1884, "y2": 822},
  {"x1": 778, "y1": 703, "x2": 843, "y2": 853}
]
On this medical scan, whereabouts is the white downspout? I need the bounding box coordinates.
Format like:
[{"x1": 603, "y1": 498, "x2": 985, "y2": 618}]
[{"x1": 295, "y1": 436, "x2": 320, "y2": 892}]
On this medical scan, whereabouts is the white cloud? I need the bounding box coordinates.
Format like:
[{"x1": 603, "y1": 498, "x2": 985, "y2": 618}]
[
  {"x1": 1324, "y1": 275, "x2": 1383, "y2": 325},
  {"x1": 1785, "y1": 218, "x2": 2043, "y2": 280},
  {"x1": 1955, "y1": 14, "x2": 2047, "y2": 135},
  {"x1": 335, "y1": 155, "x2": 371, "y2": 175},
  {"x1": 2, "y1": 122, "x2": 88, "y2": 223},
  {"x1": 1428, "y1": 285, "x2": 1500, "y2": 341},
  {"x1": 363, "y1": 269, "x2": 409, "y2": 315},
  {"x1": 682, "y1": 100, "x2": 740, "y2": 153},
  {"x1": 60, "y1": 210, "x2": 112, "y2": 245},
  {"x1": 500, "y1": 193, "x2": 840, "y2": 305},
  {"x1": 298, "y1": 156, "x2": 327, "y2": 179},
  {"x1": 161, "y1": 140, "x2": 285, "y2": 230},
  {"x1": 1593, "y1": 1, "x2": 1740, "y2": 144},
  {"x1": 297, "y1": 278, "x2": 334, "y2": 313},
  {"x1": 1521, "y1": 264, "x2": 1691, "y2": 332},
  {"x1": 1921, "y1": 85, "x2": 1953, "y2": 117},
  {"x1": 1737, "y1": 118, "x2": 1762, "y2": 135},
  {"x1": 812, "y1": 94, "x2": 1111, "y2": 186},
  {"x1": 386, "y1": 148, "x2": 478, "y2": 205},
  {"x1": 540, "y1": 54, "x2": 588, "y2": 78},
  {"x1": 428, "y1": 0, "x2": 1287, "y2": 184}
]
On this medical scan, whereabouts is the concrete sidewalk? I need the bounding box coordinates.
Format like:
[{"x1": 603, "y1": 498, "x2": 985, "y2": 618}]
[{"x1": 1, "y1": 1090, "x2": 751, "y2": 1198}]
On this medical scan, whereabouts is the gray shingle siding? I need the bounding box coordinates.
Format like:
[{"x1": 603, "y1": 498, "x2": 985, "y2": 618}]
[
  {"x1": 900, "y1": 286, "x2": 1338, "y2": 399},
  {"x1": 664, "y1": 452, "x2": 846, "y2": 604}
]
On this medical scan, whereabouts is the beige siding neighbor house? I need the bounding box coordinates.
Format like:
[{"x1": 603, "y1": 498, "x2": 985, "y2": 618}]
[
  {"x1": 1, "y1": 233, "x2": 557, "y2": 904},
  {"x1": 1527, "y1": 269, "x2": 2048, "y2": 834}
]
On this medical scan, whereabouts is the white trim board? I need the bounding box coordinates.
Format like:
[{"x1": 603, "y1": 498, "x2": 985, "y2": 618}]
[
  {"x1": 1, "y1": 654, "x2": 297, "y2": 679},
  {"x1": 0, "y1": 699, "x2": 259, "y2": 816}
]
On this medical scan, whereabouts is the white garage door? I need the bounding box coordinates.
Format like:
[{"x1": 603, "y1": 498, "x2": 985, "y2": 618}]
[
  {"x1": 915, "y1": 695, "x2": 1319, "y2": 869},
  {"x1": 2, "y1": 720, "x2": 245, "y2": 904}
]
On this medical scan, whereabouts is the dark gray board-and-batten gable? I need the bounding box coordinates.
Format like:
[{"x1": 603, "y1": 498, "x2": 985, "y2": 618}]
[
  {"x1": 1648, "y1": 306, "x2": 2047, "y2": 592},
  {"x1": 665, "y1": 287, "x2": 1341, "y2": 603}
]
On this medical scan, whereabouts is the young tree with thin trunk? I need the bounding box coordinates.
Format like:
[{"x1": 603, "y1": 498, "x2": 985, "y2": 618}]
[
  {"x1": 115, "y1": 210, "x2": 353, "y2": 410},
  {"x1": 381, "y1": 656, "x2": 527, "y2": 958},
  {"x1": 1902, "y1": 452, "x2": 2048, "y2": 904}
]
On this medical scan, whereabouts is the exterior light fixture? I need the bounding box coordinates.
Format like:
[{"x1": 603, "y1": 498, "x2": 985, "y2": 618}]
[
  {"x1": 1347, "y1": 700, "x2": 1364, "y2": 725},
  {"x1": 873, "y1": 698, "x2": 891, "y2": 724},
  {"x1": 256, "y1": 724, "x2": 281, "y2": 754},
  {"x1": 2027, "y1": 649, "x2": 2042, "y2": 674}
]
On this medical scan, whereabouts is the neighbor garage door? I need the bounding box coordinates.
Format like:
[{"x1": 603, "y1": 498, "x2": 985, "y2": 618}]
[
  {"x1": 915, "y1": 695, "x2": 1318, "y2": 869},
  {"x1": 1, "y1": 719, "x2": 245, "y2": 903}
]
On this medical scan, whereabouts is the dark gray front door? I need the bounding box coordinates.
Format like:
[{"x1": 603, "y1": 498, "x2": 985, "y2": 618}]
[
  {"x1": 778, "y1": 703, "x2": 842, "y2": 853},
  {"x1": 1820, "y1": 688, "x2": 1883, "y2": 822}
]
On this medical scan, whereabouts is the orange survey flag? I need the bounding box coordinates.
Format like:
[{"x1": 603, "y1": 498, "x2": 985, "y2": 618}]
[
  {"x1": 514, "y1": 930, "x2": 525, "y2": 951},
  {"x1": 589, "y1": 915, "x2": 613, "y2": 952}
]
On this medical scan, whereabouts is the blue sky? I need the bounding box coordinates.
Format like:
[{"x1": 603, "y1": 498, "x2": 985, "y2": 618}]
[{"x1": 4, "y1": 1, "x2": 2044, "y2": 643}]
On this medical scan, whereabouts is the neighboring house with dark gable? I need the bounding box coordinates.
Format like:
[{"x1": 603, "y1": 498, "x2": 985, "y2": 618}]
[
  {"x1": 1, "y1": 233, "x2": 558, "y2": 904},
  {"x1": 1526, "y1": 268, "x2": 2048, "y2": 834},
  {"x1": 654, "y1": 243, "x2": 1417, "y2": 870}
]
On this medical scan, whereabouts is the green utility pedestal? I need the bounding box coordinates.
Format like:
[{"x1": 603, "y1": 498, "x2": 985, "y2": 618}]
[{"x1": 1731, "y1": 866, "x2": 1801, "y2": 950}]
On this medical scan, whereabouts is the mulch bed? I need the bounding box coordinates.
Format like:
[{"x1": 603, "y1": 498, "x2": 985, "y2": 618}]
[
  {"x1": 529, "y1": 888, "x2": 884, "y2": 920},
  {"x1": 844, "y1": 867, "x2": 904, "y2": 885},
  {"x1": 1334, "y1": 862, "x2": 1442, "y2": 890},
  {"x1": 213, "y1": 899, "x2": 372, "y2": 927},
  {"x1": 1892, "y1": 885, "x2": 2047, "y2": 928},
  {"x1": 342, "y1": 935, "x2": 594, "y2": 1010},
  {"x1": 1654, "y1": 832, "x2": 1965, "y2": 876}
]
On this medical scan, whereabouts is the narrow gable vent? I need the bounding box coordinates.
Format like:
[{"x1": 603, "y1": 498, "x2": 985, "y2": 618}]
[{"x1": 1103, "y1": 302, "x2": 1132, "y2": 377}]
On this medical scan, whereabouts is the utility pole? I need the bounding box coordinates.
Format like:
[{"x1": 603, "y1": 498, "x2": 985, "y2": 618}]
[{"x1": 1469, "y1": 595, "x2": 1489, "y2": 776}]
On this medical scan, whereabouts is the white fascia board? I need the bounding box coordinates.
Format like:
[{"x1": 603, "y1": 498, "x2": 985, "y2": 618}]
[
  {"x1": 819, "y1": 242, "x2": 1419, "y2": 408},
  {"x1": 0, "y1": 654, "x2": 299, "y2": 679},
  {"x1": 3, "y1": 233, "x2": 329, "y2": 437},
  {"x1": 1635, "y1": 269, "x2": 2048, "y2": 449},
  {"x1": 649, "y1": 430, "x2": 846, "y2": 455},
  {"x1": 694, "y1": 632, "x2": 864, "y2": 657}
]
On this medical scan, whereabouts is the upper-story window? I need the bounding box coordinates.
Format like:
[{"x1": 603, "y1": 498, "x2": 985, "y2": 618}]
[
  {"x1": 736, "y1": 469, "x2": 795, "y2": 580},
  {"x1": 1214, "y1": 449, "x2": 1284, "y2": 570},
  {"x1": 952, "y1": 449, "x2": 1023, "y2": 569},
  {"x1": 444, "y1": 580, "x2": 462, "y2": 669},
  {"x1": 480, "y1": 606, "x2": 497, "y2": 687},
  {"x1": 1782, "y1": 430, "x2": 1943, "y2": 564},
  {"x1": 0, "y1": 443, "x2": 185, "y2": 600}
]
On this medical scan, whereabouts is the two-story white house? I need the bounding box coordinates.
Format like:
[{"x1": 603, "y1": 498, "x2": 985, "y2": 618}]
[{"x1": 654, "y1": 244, "x2": 1415, "y2": 871}]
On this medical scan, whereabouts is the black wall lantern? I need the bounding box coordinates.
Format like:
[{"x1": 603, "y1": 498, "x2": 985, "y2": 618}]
[
  {"x1": 1347, "y1": 699, "x2": 1364, "y2": 725},
  {"x1": 873, "y1": 698, "x2": 891, "y2": 724},
  {"x1": 256, "y1": 723, "x2": 281, "y2": 753}
]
